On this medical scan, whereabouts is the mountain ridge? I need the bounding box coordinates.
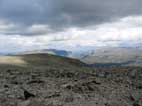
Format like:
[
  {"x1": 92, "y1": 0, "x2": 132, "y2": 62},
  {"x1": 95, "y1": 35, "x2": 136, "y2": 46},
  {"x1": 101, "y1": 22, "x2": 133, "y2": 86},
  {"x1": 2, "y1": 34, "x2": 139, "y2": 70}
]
[
  {"x1": 81, "y1": 47, "x2": 142, "y2": 67},
  {"x1": 0, "y1": 53, "x2": 87, "y2": 68}
]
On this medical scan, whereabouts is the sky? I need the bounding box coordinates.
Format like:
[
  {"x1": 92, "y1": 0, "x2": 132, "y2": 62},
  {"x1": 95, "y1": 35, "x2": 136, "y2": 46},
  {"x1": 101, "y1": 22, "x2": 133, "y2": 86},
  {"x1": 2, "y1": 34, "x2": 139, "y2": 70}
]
[{"x1": 0, "y1": 0, "x2": 142, "y2": 53}]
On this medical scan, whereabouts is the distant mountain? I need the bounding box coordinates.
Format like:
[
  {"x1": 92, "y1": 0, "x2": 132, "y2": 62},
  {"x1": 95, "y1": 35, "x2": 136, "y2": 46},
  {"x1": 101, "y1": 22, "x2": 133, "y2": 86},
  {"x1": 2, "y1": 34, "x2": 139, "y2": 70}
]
[
  {"x1": 81, "y1": 47, "x2": 142, "y2": 67},
  {"x1": 19, "y1": 49, "x2": 73, "y2": 57},
  {"x1": 0, "y1": 53, "x2": 5, "y2": 55}
]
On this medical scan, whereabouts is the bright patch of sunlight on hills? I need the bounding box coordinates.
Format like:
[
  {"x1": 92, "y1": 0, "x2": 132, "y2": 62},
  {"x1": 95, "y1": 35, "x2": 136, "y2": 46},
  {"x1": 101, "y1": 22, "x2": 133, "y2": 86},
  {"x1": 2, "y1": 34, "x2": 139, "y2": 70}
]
[{"x1": 0, "y1": 56, "x2": 26, "y2": 65}]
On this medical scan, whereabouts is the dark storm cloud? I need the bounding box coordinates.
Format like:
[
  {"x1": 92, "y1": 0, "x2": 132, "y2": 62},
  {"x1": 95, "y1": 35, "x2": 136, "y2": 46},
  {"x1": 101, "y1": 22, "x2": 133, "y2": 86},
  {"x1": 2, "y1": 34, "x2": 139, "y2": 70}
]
[{"x1": 0, "y1": 0, "x2": 142, "y2": 34}]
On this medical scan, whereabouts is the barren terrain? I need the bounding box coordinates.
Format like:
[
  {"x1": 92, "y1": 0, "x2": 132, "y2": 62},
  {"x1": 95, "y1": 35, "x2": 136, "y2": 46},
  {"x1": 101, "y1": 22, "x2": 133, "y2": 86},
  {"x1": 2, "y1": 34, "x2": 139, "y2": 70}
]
[{"x1": 0, "y1": 54, "x2": 142, "y2": 106}]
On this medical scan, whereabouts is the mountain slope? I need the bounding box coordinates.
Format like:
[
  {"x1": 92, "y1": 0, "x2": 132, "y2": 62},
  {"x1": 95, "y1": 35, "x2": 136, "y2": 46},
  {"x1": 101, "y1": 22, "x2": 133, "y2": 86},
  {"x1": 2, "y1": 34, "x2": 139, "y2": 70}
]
[
  {"x1": 0, "y1": 53, "x2": 86, "y2": 68},
  {"x1": 21, "y1": 53, "x2": 86, "y2": 67},
  {"x1": 81, "y1": 47, "x2": 142, "y2": 67}
]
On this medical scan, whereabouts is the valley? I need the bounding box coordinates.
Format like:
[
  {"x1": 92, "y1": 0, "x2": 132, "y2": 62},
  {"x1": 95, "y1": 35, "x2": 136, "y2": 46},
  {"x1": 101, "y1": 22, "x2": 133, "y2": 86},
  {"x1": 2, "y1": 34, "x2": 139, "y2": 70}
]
[{"x1": 81, "y1": 47, "x2": 142, "y2": 67}]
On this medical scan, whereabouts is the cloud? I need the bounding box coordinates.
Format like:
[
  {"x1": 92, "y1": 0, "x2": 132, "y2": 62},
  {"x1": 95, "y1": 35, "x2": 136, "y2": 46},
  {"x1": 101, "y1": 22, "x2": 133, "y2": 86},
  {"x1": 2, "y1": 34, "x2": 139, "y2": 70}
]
[
  {"x1": 0, "y1": 0, "x2": 142, "y2": 31},
  {"x1": 1, "y1": 16, "x2": 142, "y2": 52},
  {"x1": 0, "y1": 20, "x2": 52, "y2": 36},
  {"x1": 0, "y1": 0, "x2": 142, "y2": 52}
]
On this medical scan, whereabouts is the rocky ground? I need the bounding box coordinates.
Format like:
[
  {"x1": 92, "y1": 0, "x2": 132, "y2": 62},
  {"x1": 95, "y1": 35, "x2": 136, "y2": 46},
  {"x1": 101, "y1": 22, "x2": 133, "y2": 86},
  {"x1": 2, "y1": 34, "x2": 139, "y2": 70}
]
[{"x1": 0, "y1": 64, "x2": 142, "y2": 106}]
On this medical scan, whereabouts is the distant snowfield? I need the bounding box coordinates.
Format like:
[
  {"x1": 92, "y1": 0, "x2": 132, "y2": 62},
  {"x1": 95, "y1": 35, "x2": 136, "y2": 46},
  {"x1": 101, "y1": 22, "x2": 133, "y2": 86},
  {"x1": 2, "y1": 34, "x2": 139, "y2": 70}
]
[{"x1": 0, "y1": 56, "x2": 26, "y2": 65}]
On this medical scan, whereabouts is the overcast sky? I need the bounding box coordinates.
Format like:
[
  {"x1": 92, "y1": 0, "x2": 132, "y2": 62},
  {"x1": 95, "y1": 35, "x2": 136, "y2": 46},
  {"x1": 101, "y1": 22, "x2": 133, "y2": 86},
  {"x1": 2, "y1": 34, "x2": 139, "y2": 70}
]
[{"x1": 0, "y1": 0, "x2": 142, "y2": 53}]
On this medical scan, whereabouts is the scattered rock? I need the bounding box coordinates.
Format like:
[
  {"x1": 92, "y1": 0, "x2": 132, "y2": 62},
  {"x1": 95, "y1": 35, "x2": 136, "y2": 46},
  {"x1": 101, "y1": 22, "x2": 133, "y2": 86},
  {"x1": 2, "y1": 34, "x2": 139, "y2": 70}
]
[
  {"x1": 133, "y1": 102, "x2": 140, "y2": 106},
  {"x1": 130, "y1": 70, "x2": 137, "y2": 79},
  {"x1": 22, "y1": 89, "x2": 35, "y2": 100},
  {"x1": 64, "y1": 96, "x2": 74, "y2": 103},
  {"x1": 47, "y1": 100, "x2": 63, "y2": 106},
  {"x1": 0, "y1": 65, "x2": 142, "y2": 106},
  {"x1": 4, "y1": 84, "x2": 9, "y2": 88},
  {"x1": 90, "y1": 80, "x2": 101, "y2": 85},
  {"x1": 136, "y1": 85, "x2": 142, "y2": 89},
  {"x1": 129, "y1": 95, "x2": 135, "y2": 101},
  {"x1": 11, "y1": 81, "x2": 19, "y2": 85},
  {"x1": 47, "y1": 92, "x2": 61, "y2": 98},
  {"x1": 63, "y1": 80, "x2": 99, "y2": 94},
  {"x1": 18, "y1": 100, "x2": 30, "y2": 106},
  {"x1": 130, "y1": 92, "x2": 140, "y2": 102},
  {"x1": 27, "y1": 80, "x2": 44, "y2": 84},
  {"x1": 62, "y1": 83, "x2": 74, "y2": 90}
]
